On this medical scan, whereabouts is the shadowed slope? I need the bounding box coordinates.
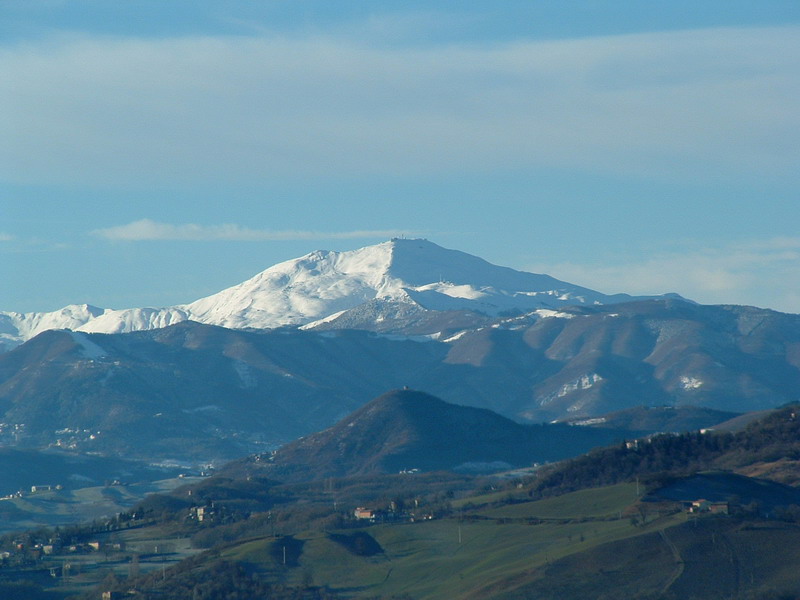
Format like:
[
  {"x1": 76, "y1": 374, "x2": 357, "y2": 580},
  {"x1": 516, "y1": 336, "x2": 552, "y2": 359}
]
[{"x1": 255, "y1": 389, "x2": 630, "y2": 481}]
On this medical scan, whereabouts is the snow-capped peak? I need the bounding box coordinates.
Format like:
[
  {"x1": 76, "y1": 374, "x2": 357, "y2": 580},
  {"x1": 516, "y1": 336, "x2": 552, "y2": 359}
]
[
  {"x1": 0, "y1": 304, "x2": 105, "y2": 341},
  {"x1": 0, "y1": 238, "x2": 670, "y2": 349},
  {"x1": 182, "y1": 240, "x2": 404, "y2": 329}
]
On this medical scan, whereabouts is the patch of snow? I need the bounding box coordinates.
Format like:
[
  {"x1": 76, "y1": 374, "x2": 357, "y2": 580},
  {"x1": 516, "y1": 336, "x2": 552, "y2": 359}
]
[
  {"x1": 415, "y1": 281, "x2": 489, "y2": 300},
  {"x1": 570, "y1": 417, "x2": 607, "y2": 426},
  {"x1": 679, "y1": 376, "x2": 703, "y2": 390},
  {"x1": 232, "y1": 360, "x2": 257, "y2": 389},
  {"x1": 68, "y1": 331, "x2": 106, "y2": 359},
  {"x1": 534, "y1": 309, "x2": 576, "y2": 320},
  {"x1": 540, "y1": 373, "x2": 604, "y2": 406},
  {"x1": 442, "y1": 330, "x2": 469, "y2": 343},
  {"x1": 558, "y1": 373, "x2": 603, "y2": 398},
  {"x1": 299, "y1": 310, "x2": 348, "y2": 330},
  {"x1": 567, "y1": 399, "x2": 591, "y2": 413}
]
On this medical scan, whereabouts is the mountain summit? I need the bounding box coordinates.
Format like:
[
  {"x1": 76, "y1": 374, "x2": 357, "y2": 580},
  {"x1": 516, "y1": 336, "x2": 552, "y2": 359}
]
[{"x1": 0, "y1": 239, "x2": 675, "y2": 350}]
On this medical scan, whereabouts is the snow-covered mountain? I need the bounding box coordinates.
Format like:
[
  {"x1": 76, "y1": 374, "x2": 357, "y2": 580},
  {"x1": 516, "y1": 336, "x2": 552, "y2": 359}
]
[{"x1": 0, "y1": 238, "x2": 676, "y2": 350}]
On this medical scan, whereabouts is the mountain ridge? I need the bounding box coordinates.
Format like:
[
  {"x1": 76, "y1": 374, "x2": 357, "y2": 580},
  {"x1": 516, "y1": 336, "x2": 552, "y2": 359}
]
[
  {"x1": 0, "y1": 238, "x2": 681, "y2": 351},
  {"x1": 2, "y1": 298, "x2": 800, "y2": 463}
]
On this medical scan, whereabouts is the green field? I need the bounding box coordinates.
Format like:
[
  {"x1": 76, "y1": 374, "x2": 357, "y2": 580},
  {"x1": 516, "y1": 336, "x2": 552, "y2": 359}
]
[
  {"x1": 476, "y1": 483, "x2": 640, "y2": 520},
  {"x1": 218, "y1": 482, "x2": 668, "y2": 599}
]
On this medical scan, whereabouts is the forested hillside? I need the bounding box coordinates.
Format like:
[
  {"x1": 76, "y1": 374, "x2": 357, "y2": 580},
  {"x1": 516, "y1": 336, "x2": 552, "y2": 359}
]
[{"x1": 530, "y1": 404, "x2": 800, "y2": 498}]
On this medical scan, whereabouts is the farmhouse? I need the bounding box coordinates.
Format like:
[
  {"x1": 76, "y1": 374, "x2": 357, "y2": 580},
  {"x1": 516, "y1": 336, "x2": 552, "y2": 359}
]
[
  {"x1": 354, "y1": 507, "x2": 376, "y2": 520},
  {"x1": 688, "y1": 499, "x2": 729, "y2": 515},
  {"x1": 189, "y1": 505, "x2": 216, "y2": 522}
]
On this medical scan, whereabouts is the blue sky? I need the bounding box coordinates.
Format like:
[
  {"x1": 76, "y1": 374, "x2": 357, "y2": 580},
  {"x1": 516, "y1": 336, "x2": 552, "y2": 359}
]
[{"x1": 2, "y1": 1, "x2": 799, "y2": 313}]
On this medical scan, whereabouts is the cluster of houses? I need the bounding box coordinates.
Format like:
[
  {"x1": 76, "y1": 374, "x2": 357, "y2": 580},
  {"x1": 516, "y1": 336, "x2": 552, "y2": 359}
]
[
  {"x1": 0, "y1": 484, "x2": 63, "y2": 501},
  {"x1": 0, "y1": 422, "x2": 26, "y2": 443},
  {"x1": 178, "y1": 467, "x2": 215, "y2": 479},
  {"x1": 30, "y1": 484, "x2": 62, "y2": 494},
  {"x1": 0, "y1": 537, "x2": 124, "y2": 563},
  {"x1": 353, "y1": 500, "x2": 434, "y2": 524},
  {"x1": 50, "y1": 427, "x2": 101, "y2": 450}
]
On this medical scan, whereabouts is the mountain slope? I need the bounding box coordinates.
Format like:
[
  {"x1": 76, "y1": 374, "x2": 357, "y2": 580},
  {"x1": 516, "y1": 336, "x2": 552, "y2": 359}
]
[
  {"x1": 232, "y1": 389, "x2": 634, "y2": 482},
  {"x1": 559, "y1": 405, "x2": 741, "y2": 433},
  {"x1": 0, "y1": 324, "x2": 451, "y2": 461},
  {"x1": 528, "y1": 402, "x2": 800, "y2": 499},
  {"x1": 0, "y1": 238, "x2": 676, "y2": 350},
  {"x1": 2, "y1": 298, "x2": 800, "y2": 463}
]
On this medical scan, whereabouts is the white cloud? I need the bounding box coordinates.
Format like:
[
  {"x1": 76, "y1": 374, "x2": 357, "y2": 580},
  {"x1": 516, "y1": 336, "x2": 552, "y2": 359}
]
[
  {"x1": 92, "y1": 219, "x2": 412, "y2": 242},
  {"x1": 0, "y1": 233, "x2": 13, "y2": 242},
  {"x1": 530, "y1": 237, "x2": 800, "y2": 314},
  {"x1": 1, "y1": 26, "x2": 797, "y2": 186}
]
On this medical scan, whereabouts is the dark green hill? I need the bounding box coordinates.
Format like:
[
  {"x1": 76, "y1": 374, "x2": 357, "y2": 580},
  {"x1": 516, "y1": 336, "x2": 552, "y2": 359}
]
[{"x1": 229, "y1": 389, "x2": 633, "y2": 482}]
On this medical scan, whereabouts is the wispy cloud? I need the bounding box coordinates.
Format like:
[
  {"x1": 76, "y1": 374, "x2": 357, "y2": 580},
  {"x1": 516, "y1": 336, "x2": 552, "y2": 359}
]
[
  {"x1": 92, "y1": 219, "x2": 412, "y2": 242},
  {"x1": 0, "y1": 233, "x2": 13, "y2": 242},
  {"x1": 530, "y1": 237, "x2": 800, "y2": 314},
  {"x1": 1, "y1": 26, "x2": 797, "y2": 186}
]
